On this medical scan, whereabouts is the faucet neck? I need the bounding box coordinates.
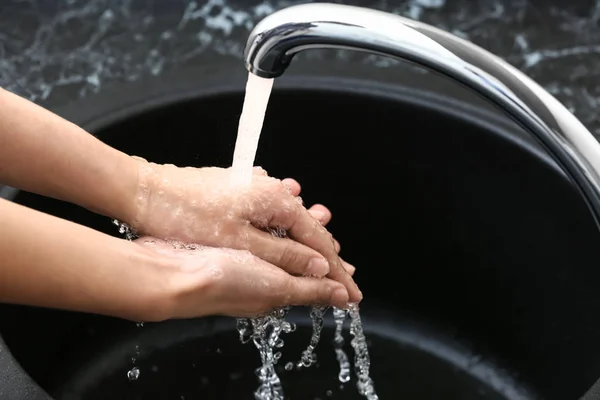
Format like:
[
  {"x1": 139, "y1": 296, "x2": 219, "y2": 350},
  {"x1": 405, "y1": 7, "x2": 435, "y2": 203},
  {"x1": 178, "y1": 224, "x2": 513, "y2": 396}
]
[{"x1": 244, "y1": 3, "x2": 600, "y2": 226}]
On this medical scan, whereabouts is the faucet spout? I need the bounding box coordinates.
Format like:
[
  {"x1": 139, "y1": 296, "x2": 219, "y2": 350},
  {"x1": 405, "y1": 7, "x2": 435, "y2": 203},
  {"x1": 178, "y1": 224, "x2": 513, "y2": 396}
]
[
  {"x1": 244, "y1": 3, "x2": 600, "y2": 227},
  {"x1": 244, "y1": 3, "x2": 460, "y2": 78}
]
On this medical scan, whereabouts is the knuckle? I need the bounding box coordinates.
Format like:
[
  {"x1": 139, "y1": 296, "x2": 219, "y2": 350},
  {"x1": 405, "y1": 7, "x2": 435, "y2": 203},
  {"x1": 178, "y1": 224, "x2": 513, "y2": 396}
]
[
  {"x1": 282, "y1": 286, "x2": 294, "y2": 306},
  {"x1": 230, "y1": 229, "x2": 253, "y2": 250},
  {"x1": 259, "y1": 177, "x2": 285, "y2": 194},
  {"x1": 277, "y1": 245, "x2": 303, "y2": 272},
  {"x1": 274, "y1": 276, "x2": 295, "y2": 306},
  {"x1": 273, "y1": 201, "x2": 300, "y2": 227},
  {"x1": 316, "y1": 282, "x2": 333, "y2": 305}
]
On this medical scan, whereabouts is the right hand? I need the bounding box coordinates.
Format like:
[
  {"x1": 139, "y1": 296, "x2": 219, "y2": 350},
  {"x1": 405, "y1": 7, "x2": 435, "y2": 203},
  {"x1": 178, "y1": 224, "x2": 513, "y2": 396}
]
[
  {"x1": 128, "y1": 159, "x2": 362, "y2": 303},
  {"x1": 137, "y1": 238, "x2": 352, "y2": 319}
]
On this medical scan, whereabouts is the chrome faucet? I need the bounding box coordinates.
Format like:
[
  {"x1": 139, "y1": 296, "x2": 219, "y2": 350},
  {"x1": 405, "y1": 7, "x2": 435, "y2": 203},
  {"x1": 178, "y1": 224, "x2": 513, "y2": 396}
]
[{"x1": 244, "y1": 3, "x2": 600, "y2": 226}]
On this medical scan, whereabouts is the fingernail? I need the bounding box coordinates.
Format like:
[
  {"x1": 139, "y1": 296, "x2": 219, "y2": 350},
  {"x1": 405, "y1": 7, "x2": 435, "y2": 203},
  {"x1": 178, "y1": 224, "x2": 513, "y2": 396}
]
[
  {"x1": 342, "y1": 260, "x2": 356, "y2": 275},
  {"x1": 331, "y1": 286, "x2": 350, "y2": 307},
  {"x1": 310, "y1": 210, "x2": 326, "y2": 221},
  {"x1": 356, "y1": 288, "x2": 364, "y2": 302},
  {"x1": 306, "y1": 258, "x2": 330, "y2": 277}
]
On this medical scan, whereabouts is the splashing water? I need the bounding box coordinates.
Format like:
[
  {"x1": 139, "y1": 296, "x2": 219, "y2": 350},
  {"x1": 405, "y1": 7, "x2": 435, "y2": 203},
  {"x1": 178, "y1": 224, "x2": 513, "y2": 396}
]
[
  {"x1": 231, "y1": 73, "x2": 331, "y2": 399},
  {"x1": 230, "y1": 71, "x2": 378, "y2": 399},
  {"x1": 332, "y1": 307, "x2": 351, "y2": 383},
  {"x1": 349, "y1": 304, "x2": 378, "y2": 399},
  {"x1": 112, "y1": 219, "x2": 137, "y2": 241},
  {"x1": 297, "y1": 306, "x2": 327, "y2": 368},
  {"x1": 230, "y1": 72, "x2": 288, "y2": 399},
  {"x1": 236, "y1": 228, "x2": 296, "y2": 400},
  {"x1": 237, "y1": 307, "x2": 297, "y2": 400},
  {"x1": 113, "y1": 71, "x2": 378, "y2": 399}
]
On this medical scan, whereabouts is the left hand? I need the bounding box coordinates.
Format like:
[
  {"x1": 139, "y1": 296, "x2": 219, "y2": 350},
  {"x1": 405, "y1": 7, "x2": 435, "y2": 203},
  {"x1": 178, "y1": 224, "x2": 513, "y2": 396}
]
[{"x1": 134, "y1": 237, "x2": 351, "y2": 319}]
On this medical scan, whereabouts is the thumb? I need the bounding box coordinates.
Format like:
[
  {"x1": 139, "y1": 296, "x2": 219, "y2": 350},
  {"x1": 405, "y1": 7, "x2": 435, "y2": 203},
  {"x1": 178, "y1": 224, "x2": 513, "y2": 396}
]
[{"x1": 285, "y1": 277, "x2": 349, "y2": 309}]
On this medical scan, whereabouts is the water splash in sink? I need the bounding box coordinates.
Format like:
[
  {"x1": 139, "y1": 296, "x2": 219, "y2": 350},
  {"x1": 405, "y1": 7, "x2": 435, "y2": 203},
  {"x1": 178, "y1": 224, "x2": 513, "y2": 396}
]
[{"x1": 230, "y1": 71, "x2": 378, "y2": 399}]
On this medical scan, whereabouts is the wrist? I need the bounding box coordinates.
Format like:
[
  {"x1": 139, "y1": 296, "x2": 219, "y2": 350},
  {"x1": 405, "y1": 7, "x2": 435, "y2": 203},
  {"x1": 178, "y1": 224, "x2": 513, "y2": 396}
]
[
  {"x1": 122, "y1": 156, "x2": 156, "y2": 232},
  {"x1": 124, "y1": 159, "x2": 201, "y2": 241},
  {"x1": 151, "y1": 250, "x2": 215, "y2": 320},
  {"x1": 123, "y1": 244, "x2": 178, "y2": 322}
]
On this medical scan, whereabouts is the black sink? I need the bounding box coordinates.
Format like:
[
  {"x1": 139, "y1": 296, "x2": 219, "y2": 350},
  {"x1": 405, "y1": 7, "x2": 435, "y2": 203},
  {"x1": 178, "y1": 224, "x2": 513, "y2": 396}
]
[{"x1": 1, "y1": 77, "x2": 599, "y2": 400}]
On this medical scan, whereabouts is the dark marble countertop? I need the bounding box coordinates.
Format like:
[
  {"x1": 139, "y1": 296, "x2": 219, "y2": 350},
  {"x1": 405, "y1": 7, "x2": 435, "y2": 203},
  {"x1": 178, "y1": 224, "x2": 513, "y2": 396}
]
[{"x1": 0, "y1": 0, "x2": 599, "y2": 135}]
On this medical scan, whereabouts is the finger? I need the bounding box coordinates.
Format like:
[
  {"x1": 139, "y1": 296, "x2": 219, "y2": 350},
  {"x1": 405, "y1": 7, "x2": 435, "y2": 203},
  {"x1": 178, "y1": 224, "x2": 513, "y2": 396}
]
[
  {"x1": 244, "y1": 228, "x2": 331, "y2": 278},
  {"x1": 280, "y1": 189, "x2": 341, "y2": 252},
  {"x1": 308, "y1": 204, "x2": 332, "y2": 226},
  {"x1": 308, "y1": 205, "x2": 340, "y2": 253},
  {"x1": 275, "y1": 206, "x2": 362, "y2": 303},
  {"x1": 284, "y1": 276, "x2": 349, "y2": 309},
  {"x1": 282, "y1": 178, "x2": 301, "y2": 197},
  {"x1": 279, "y1": 182, "x2": 336, "y2": 248},
  {"x1": 342, "y1": 259, "x2": 355, "y2": 276}
]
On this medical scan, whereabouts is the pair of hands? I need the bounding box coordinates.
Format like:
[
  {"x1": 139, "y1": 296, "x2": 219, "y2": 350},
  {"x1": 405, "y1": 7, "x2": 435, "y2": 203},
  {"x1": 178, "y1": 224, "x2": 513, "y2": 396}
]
[
  {"x1": 0, "y1": 86, "x2": 360, "y2": 322},
  {"x1": 127, "y1": 159, "x2": 361, "y2": 319}
]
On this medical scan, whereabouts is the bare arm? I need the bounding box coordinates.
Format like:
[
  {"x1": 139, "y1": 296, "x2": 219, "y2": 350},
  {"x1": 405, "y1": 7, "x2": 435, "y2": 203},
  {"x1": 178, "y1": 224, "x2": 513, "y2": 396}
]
[
  {"x1": 0, "y1": 88, "x2": 361, "y2": 302},
  {"x1": 0, "y1": 87, "x2": 138, "y2": 223},
  {"x1": 0, "y1": 197, "x2": 169, "y2": 320},
  {"x1": 0, "y1": 198, "x2": 351, "y2": 318}
]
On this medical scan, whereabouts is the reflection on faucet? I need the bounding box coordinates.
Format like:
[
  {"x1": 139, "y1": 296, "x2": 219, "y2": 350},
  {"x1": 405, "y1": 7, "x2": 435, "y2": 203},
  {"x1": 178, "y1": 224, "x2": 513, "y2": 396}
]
[{"x1": 243, "y1": 3, "x2": 600, "y2": 228}]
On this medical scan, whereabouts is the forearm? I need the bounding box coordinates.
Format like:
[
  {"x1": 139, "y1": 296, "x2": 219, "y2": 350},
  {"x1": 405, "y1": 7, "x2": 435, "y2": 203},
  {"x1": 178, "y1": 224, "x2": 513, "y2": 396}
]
[
  {"x1": 0, "y1": 87, "x2": 139, "y2": 223},
  {"x1": 0, "y1": 198, "x2": 170, "y2": 321}
]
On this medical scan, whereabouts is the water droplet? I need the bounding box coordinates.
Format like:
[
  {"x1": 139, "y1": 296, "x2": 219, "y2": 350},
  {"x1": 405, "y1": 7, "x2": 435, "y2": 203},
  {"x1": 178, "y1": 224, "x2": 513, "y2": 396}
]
[
  {"x1": 297, "y1": 306, "x2": 327, "y2": 369},
  {"x1": 127, "y1": 367, "x2": 140, "y2": 381}
]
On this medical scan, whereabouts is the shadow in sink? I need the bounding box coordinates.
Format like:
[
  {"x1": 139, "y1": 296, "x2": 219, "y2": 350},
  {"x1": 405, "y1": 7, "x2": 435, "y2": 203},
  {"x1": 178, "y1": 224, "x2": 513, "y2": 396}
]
[{"x1": 1, "y1": 80, "x2": 600, "y2": 399}]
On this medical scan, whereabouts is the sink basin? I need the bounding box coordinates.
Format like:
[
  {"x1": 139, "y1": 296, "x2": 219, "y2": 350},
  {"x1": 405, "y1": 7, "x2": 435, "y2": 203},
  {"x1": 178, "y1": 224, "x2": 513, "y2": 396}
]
[{"x1": 1, "y1": 76, "x2": 599, "y2": 400}]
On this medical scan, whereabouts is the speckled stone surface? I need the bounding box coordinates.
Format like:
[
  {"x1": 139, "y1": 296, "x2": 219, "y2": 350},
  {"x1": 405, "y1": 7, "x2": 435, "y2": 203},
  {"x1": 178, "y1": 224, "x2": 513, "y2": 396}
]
[{"x1": 0, "y1": 0, "x2": 599, "y2": 133}]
